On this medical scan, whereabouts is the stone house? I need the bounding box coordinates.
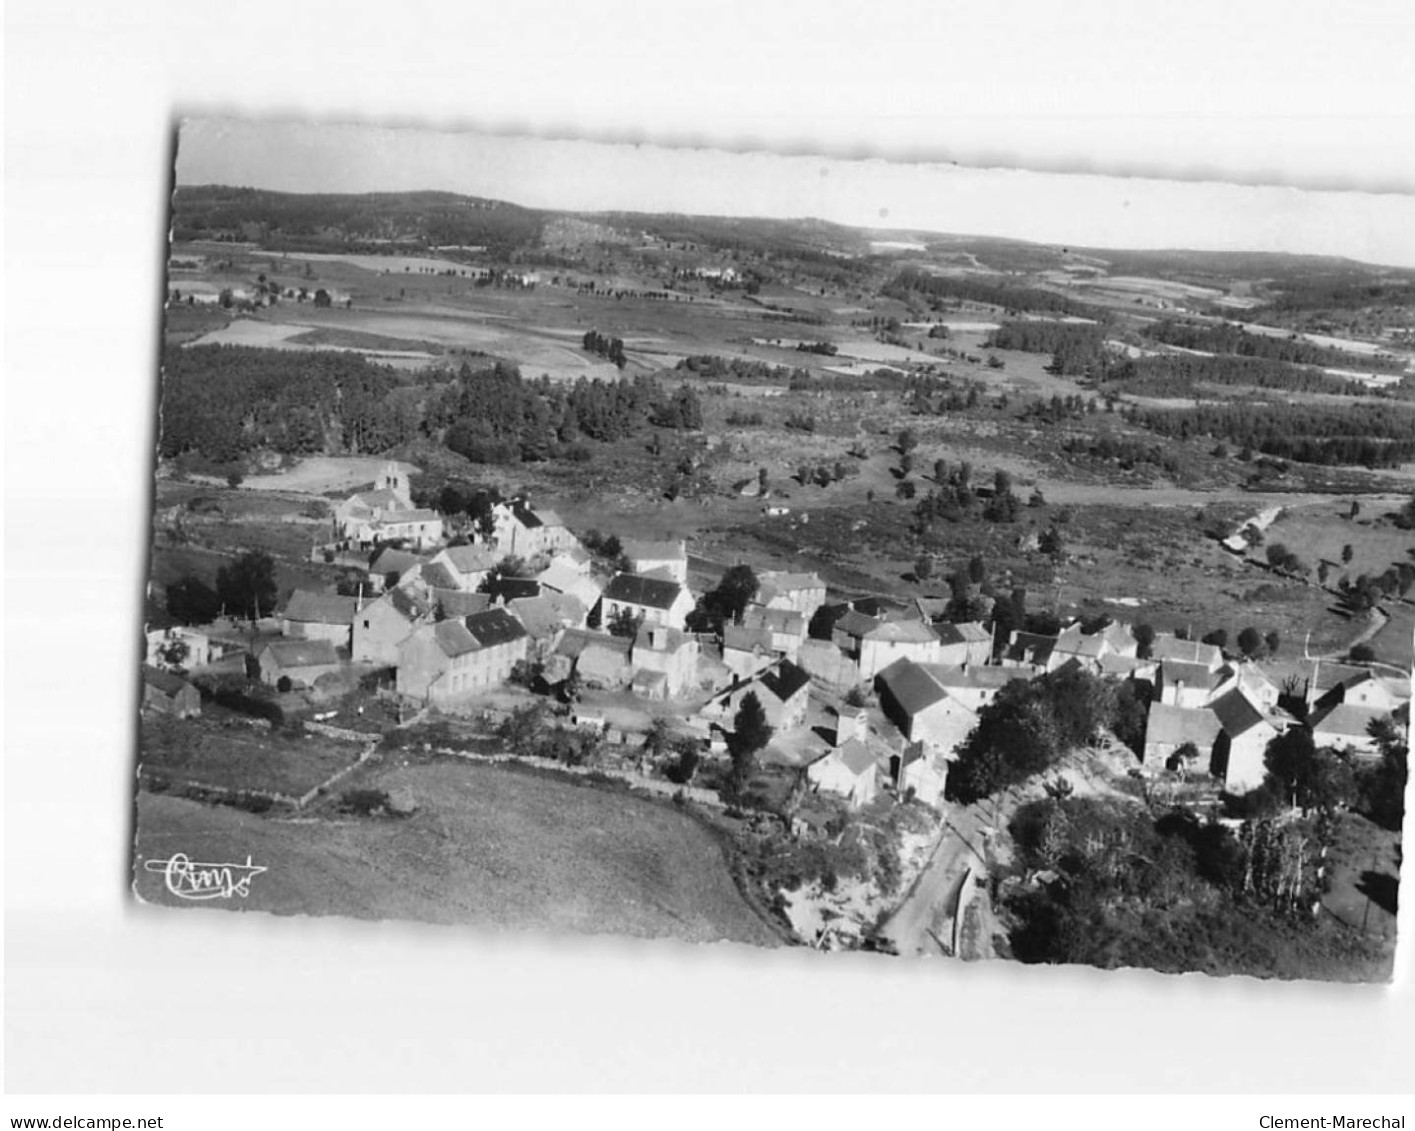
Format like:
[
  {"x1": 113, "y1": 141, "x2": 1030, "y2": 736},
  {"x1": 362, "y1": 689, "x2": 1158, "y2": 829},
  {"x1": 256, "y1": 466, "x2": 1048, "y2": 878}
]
[
  {"x1": 352, "y1": 587, "x2": 432, "y2": 666},
  {"x1": 599, "y1": 573, "x2": 694, "y2": 631},
  {"x1": 257, "y1": 639, "x2": 342, "y2": 688},
  {"x1": 622, "y1": 539, "x2": 689, "y2": 584},
  {"x1": 394, "y1": 608, "x2": 529, "y2": 706},
  {"x1": 141, "y1": 665, "x2": 201, "y2": 718},
  {"x1": 280, "y1": 590, "x2": 360, "y2": 649}
]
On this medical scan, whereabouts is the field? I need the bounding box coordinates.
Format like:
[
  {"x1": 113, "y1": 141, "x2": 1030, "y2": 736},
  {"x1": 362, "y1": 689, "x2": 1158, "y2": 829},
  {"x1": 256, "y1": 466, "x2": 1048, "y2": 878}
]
[
  {"x1": 133, "y1": 757, "x2": 782, "y2": 945},
  {"x1": 139, "y1": 713, "x2": 367, "y2": 797}
]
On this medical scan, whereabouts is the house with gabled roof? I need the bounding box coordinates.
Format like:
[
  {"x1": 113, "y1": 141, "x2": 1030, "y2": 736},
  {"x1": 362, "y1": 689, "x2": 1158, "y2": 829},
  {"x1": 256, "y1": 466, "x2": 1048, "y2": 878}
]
[
  {"x1": 547, "y1": 627, "x2": 633, "y2": 689},
  {"x1": 875, "y1": 658, "x2": 979, "y2": 762},
  {"x1": 623, "y1": 539, "x2": 688, "y2": 584},
  {"x1": 281, "y1": 590, "x2": 360, "y2": 648},
  {"x1": 394, "y1": 608, "x2": 529, "y2": 706},
  {"x1": 806, "y1": 722, "x2": 885, "y2": 808},
  {"x1": 489, "y1": 497, "x2": 579, "y2": 559},
  {"x1": 600, "y1": 572, "x2": 694, "y2": 631},
  {"x1": 709, "y1": 658, "x2": 812, "y2": 732},
  {"x1": 145, "y1": 625, "x2": 213, "y2": 671},
  {"x1": 891, "y1": 740, "x2": 950, "y2": 808},
  {"x1": 353, "y1": 586, "x2": 433, "y2": 665},
  {"x1": 430, "y1": 544, "x2": 501, "y2": 592},
  {"x1": 1001, "y1": 631, "x2": 1058, "y2": 673},
  {"x1": 1310, "y1": 665, "x2": 1408, "y2": 715},
  {"x1": 536, "y1": 560, "x2": 604, "y2": 613},
  {"x1": 722, "y1": 623, "x2": 777, "y2": 679},
  {"x1": 1210, "y1": 687, "x2": 1286, "y2": 792},
  {"x1": 509, "y1": 593, "x2": 586, "y2": 653},
  {"x1": 917, "y1": 662, "x2": 1024, "y2": 714},
  {"x1": 368, "y1": 546, "x2": 429, "y2": 592},
  {"x1": 740, "y1": 605, "x2": 807, "y2": 659},
  {"x1": 631, "y1": 623, "x2": 700, "y2": 699},
  {"x1": 1143, "y1": 702, "x2": 1223, "y2": 767},
  {"x1": 933, "y1": 621, "x2": 992, "y2": 667},
  {"x1": 257, "y1": 638, "x2": 342, "y2": 688},
  {"x1": 1310, "y1": 703, "x2": 1389, "y2": 758},
  {"x1": 432, "y1": 590, "x2": 492, "y2": 619},
  {"x1": 832, "y1": 609, "x2": 881, "y2": 655},
  {"x1": 1150, "y1": 634, "x2": 1224, "y2": 671},
  {"x1": 1156, "y1": 659, "x2": 1237, "y2": 709},
  {"x1": 755, "y1": 570, "x2": 828, "y2": 620},
  {"x1": 141, "y1": 665, "x2": 201, "y2": 718}
]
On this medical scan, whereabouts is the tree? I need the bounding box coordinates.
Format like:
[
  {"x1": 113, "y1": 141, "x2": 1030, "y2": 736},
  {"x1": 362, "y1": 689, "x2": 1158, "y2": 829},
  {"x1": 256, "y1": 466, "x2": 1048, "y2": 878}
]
[
  {"x1": 710, "y1": 564, "x2": 759, "y2": 626},
  {"x1": 155, "y1": 637, "x2": 191, "y2": 670},
  {"x1": 1349, "y1": 642, "x2": 1376, "y2": 664},
  {"x1": 1264, "y1": 728, "x2": 1355, "y2": 813},
  {"x1": 1201, "y1": 628, "x2": 1228, "y2": 651},
  {"x1": 1341, "y1": 544, "x2": 1354, "y2": 565},
  {"x1": 607, "y1": 606, "x2": 644, "y2": 638},
  {"x1": 226, "y1": 470, "x2": 244, "y2": 489},
  {"x1": 897, "y1": 427, "x2": 918, "y2": 455},
  {"x1": 215, "y1": 550, "x2": 278, "y2": 622},
  {"x1": 725, "y1": 691, "x2": 773, "y2": 800},
  {"x1": 914, "y1": 555, "x2": 934, "y2": 582},
  {"x1": 1264, "y1": 630, "x2": 1281, "y2": 657},
  {"x1": 1133, "y1": 622, "x2": 1156, "y2": 660},
  {"x1": 313, "y1": 288, "x2": 332, "y2": 308},
  {"x1": 165, "y1": 575, "x2": 222, "y2": 625},
  {"x1": 1236, "y1": 626, "x2": 1264, "y2": 658}
]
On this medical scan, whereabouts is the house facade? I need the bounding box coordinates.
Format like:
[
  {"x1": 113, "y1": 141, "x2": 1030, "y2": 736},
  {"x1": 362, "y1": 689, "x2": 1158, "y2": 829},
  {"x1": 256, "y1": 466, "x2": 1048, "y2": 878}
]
[
  {"x1": 141, "y1": 666, "x2": 202, "y2": 718},
  {"x1": 755, "y1": 571, "x2": 828, "y2": 620},
  {"x1": 281, "y1": 590, "x2": 359, "y2": 648},
  {"x1": 430, "y1": 544, "x2": 501, "y2": 592},
  {"x1": 489, "y1": 498, "x2": 578, "y2": 559},
  {"x1": 145, "y1": 626, "x2": 213, "y2": 671},
  {"x1": 394, "y1": 608, "x2": 529, "y2": 706},
  {"x1": 807, "y1": 740, "x2": 880, "y2": 808},
  {"x1": 623, "y1": 539, "x2": 689, "y2": 584},
  {"x1": 599, "y1": 573, "x2": 694, "y2": 631},
  {"x1": 1210, "y1": 688, "x2": 1284, "y2": 792},
  {"x1": 352, "y1": 587, "x2": 431, "y2": 666},
  {"x1": 630, "y1": 624, "x2": 701, "y2": 699},
  {"x1": 257, "y1": 639, "x2": 342, "y2": 688}
]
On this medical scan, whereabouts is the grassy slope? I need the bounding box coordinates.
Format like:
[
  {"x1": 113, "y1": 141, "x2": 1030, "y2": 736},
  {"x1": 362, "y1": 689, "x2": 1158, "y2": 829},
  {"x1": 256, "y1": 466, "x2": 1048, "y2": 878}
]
[{"x1": 133, "y1": 758, "x2": 782, "y2": 947}]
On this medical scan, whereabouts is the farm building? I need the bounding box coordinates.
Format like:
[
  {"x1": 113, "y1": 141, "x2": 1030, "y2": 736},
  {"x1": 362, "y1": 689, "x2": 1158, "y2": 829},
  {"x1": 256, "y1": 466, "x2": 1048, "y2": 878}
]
[
  {"x1": 722, "y1": 623, "x2": 777, "y2": 679},
  {"x1": 740, "y1": 605, "x2": 807, "y2": 658},
  {"x1": 875, "y1": 658, "x2": 979, "y2": 760},
  {"x1": 257, "y1": 639, "x2": 342, "y2": 688},
  {"x1": 280, "y1": 590, "x2": 359, "y2": 648},
  {"x1": 368, "y1": 547, "x2": 428, "y2": 591},
  {"x1": 795, "y1": 638, "x2": 861, "y2": 689},
  {"x1": 1150, "y1": 635, "x2": 1225, "y2": 671},
  {"x1": 1155, "y1": 659, "x2": 1237, "y2": 710},
  {"x1": 508, "y1": 593, "x2": 586, "y2": 652},
  {"x1": 922, "y1": 663, "x2": 1025, "y2": 714},
  {"x1": 141, "y1": 665, "x2": 201, "y2": 719}
]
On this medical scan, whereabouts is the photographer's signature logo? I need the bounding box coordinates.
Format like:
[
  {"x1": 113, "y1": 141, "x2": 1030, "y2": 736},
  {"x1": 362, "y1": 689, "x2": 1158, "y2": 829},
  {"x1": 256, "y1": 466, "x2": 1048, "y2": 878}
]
[{"x1": 143, "y1": 854, "x2": 267, "y2": 901}]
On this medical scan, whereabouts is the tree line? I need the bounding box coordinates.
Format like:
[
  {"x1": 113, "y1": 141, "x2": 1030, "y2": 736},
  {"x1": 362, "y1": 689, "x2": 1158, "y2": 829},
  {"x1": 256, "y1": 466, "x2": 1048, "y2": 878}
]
[
  {"x1": 883, "y1": 269, "x2": 1104, "y2": 319},
  {"x1": 1143, "y1": 318, "x2": 1407, "y2": 373}
]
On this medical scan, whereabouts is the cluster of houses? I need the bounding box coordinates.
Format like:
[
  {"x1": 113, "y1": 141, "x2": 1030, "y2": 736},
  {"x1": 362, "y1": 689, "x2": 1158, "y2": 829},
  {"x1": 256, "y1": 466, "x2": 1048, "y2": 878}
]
[{"x1": 144, "y1": 470, "x2": 1410, "y2": 816}]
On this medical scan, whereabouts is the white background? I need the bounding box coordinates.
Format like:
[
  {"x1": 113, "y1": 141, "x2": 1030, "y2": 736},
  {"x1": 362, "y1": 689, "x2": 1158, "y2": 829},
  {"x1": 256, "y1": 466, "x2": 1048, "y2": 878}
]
[{"x1": 6, "y1": 0, "x2": 1415, "y2": 1094}]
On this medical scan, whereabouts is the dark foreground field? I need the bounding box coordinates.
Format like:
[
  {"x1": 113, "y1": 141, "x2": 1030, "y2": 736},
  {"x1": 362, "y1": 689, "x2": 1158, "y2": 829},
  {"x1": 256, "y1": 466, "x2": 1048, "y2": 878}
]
[{"x1": 133, "y1": 760, "x2": 781, "y2": 947}]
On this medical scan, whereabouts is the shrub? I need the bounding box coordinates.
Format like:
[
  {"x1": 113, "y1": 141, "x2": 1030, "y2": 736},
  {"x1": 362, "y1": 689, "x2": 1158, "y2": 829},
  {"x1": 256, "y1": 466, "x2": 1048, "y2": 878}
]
[{"x1": 1349, "y1": 643, "x2": 1376, "y2": 664}]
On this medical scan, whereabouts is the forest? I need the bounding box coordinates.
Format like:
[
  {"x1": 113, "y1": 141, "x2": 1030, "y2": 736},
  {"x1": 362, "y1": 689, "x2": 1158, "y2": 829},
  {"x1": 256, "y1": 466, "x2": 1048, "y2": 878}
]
[
  {"x1": 985, "y1": 320, "x2": 1109, "y2": 375},
  {"x1": 1129, "y1": 401, "x2": 1415, "y2": 467},
  {"x1": 1104, "y1": 353, "x2": 1371, "y2": 398},
  {"x1": 159, "y1": 346, "x2": 704, "y2": 469},
  {"x1": 171, "y1": 186, "x2": 545, "y2": 257},
  {"x1": 883, "y1": 269, "x2": 1103, "y2": 318},
  {"x1": 1143, "y1": 318, "x2": 1406, "y2": 373}
]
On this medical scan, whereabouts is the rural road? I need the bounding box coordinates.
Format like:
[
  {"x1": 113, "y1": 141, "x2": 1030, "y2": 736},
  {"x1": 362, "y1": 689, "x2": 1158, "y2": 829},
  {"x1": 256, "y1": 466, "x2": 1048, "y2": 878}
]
[{"x1": 881, "y1": 802, "x2": 996, "y2": 956}]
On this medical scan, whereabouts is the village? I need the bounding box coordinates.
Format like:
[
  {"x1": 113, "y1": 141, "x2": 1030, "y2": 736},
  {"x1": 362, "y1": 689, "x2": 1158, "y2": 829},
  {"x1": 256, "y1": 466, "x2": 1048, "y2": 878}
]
[{"x1": 141, "y1": 457, "x2": 1411, "y2": 956}]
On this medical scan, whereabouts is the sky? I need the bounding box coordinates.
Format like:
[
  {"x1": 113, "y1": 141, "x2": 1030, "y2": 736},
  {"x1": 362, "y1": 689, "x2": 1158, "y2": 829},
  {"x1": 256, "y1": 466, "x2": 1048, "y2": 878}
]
[{"x1": 176, "y1": 117, "x2": 1415, "y2": 269}]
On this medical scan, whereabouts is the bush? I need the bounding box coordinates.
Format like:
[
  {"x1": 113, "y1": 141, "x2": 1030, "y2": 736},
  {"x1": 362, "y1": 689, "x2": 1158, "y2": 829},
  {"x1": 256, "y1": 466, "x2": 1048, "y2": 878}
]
[{"x1": 1349, "y1": 643, "x2": 1376, "y2": 664}]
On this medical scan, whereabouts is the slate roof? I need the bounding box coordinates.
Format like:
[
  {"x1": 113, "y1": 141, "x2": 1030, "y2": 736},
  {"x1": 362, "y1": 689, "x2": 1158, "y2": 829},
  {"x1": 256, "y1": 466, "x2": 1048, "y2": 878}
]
[
  {"x1": 386, "y1": 587, "x2": 432, "y2": 621},
  {"x1": 1161, "y1": 658, "x2": 1229, "y2": 690},
  {"x1": 440, "y1": 544, "x2": 499, "y2": 574},
  {"x1": 864, "y1": 619, "x2": 939, "y2": 644},
  {"x1": 1210, "y1": 688, "x2": 1269, "y2": 738},
  {"x1": 507, "y1": 596, "x2": 565, "y2": 640},
  {"x1": 935, "y1": 621, "x2": 991, "y2": 646},
  {"x1": 759, "y1": 570, "x2": 824, "y2": 591},
  {"x1": 922, "y1": 663, "x2": 1021, "y2": 690},
  {"x1": 723, "y1": 624, "x2": 774, "y2": 653},
  {"x1": 851, "y1": 596, "x2": 912, "y2": 620},
  {"x1": 264, "y1": 639, "x2": 340, "y2": 668},
  {"x1": 509, "y1": 499, "x2": 544, "y2": 529},
  {"x1": 351, "y1": 488, "x2": 405, "y2": 511},
  {"x1": 483, "y1": 577, "x2": 541, "y2": 604},
  {"x1": 756, "y1": 659, "x2": 811, "y2": 703},
  {"x1": 834, "y1": 609, "x2": 882, "y2": 639},
  {"x1": 465, "y1": 607, "x2": 529, "y2": 648},
  {"x1": 434, "y1": 590, "x2": 491, "y2": 618},
  {"x1": 142, "y1": 665, "x2": 193, "y2": 696},
  {"x1": 1151, "y1": 636, "x2": 1223, "y2": 668},
  {"x1": 876, "y1": 659, "x2": 950, "y2": 716},
  {"x1": 741, "y1": 606, "x2": 806, "y2": 636},
  {"x1": 554, "y1": 628, "x2": 632, "y2": 660},
  {"x1": 633, "y1": 623, "x2": 692, "y2": 653},
  {"x1": 1311, "y1": 703, "x2": 1388, "y2": 742},
  {"x1": 835, "y1": 737, "x2": 881, "y2": 776},
  {"x1": 623, "y1": 539, "x2": 687, "y2": 562},
  {"x1": 419, "y1": 562, "x2": 461, "y2": 591},
  {"x1": 914, "y1": 596, "x2": 953, "y2": 622},
  {"x1": 283, "y1": 590, "x2": 359, "y2": 626},
  {"x1": 369, "y1": 547, "x2": 427, "y2": 578},
  {"x1": 1005, "y1": 631, "x2": 1056, "y2": 666},
  {"x1": 432, "y1": 620, "x2": 479, "y2": 658},
  {"x1": 1144, "y1": 703, "x2": 1222, "y2": 749},
  {"x1": 378, "y1": 508, "x2": 441, "y2": 524},
  {"x1": 602, "y1": 573, "x2": 684, "y2": 611}
]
